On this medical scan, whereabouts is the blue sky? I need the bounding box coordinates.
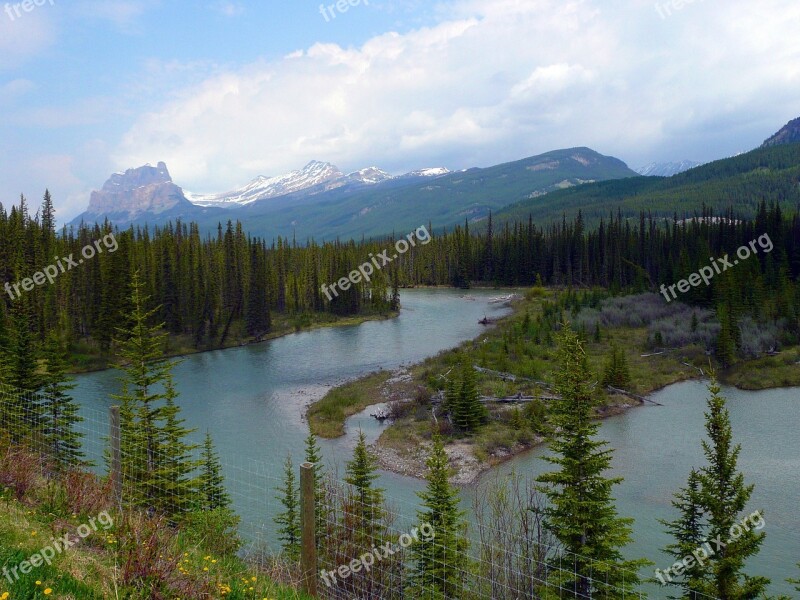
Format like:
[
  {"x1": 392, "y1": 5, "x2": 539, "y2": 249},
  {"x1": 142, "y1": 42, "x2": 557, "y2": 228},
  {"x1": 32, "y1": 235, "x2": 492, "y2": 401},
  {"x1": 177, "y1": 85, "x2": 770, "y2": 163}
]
[{"x1": 1, "y1": 0, "x2": 799, "y2": 223}]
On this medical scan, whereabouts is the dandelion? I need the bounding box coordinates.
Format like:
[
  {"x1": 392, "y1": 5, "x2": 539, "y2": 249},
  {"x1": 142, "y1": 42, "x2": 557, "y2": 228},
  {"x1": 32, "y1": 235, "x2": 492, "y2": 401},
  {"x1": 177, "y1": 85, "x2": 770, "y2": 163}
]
[{"x1": 44, "y1": 589, "x2": 52, "y2": 596}]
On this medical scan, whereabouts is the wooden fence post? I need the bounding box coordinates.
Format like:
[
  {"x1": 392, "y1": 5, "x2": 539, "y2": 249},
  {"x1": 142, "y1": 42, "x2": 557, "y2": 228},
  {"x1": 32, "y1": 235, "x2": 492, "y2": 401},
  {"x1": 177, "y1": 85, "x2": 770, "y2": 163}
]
[
  {"x1": 300, "y1": 462, "x2": 318, "y2": 597},
  {"x1": 109, "y1": 406, "x2": 122, "y2": 506}
]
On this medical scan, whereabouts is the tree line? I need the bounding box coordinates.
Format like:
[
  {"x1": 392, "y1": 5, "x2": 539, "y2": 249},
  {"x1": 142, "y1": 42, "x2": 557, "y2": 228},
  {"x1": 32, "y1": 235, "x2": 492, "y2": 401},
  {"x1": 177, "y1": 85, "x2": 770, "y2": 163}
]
[{"x1": 1, "y1": 193, "x2": 798, "y2": 367}]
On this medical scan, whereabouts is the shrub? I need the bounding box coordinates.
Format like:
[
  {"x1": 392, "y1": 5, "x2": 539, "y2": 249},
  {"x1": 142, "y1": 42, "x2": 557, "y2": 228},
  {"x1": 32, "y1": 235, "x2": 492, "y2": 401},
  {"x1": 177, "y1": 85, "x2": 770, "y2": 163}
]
[{"x1": 179, "y1": 507, "x2": 241, "y2": 557}]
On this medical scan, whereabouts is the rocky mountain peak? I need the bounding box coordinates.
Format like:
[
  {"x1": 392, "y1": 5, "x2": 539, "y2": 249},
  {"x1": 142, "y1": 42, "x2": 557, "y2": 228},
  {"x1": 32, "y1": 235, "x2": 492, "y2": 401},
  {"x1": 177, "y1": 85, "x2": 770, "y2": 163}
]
[
  {"x1": 86, "y1": 161, "x2": 188, "y2": 220},
  {"x1": 761, "y1": 117, "x2": 800, "y2": 148}
]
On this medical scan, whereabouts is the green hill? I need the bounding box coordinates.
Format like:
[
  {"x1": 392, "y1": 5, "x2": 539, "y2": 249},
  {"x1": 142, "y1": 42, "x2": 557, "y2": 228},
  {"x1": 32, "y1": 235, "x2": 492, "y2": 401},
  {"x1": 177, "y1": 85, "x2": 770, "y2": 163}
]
[{"x1": 494, "y1": 143, "x2": 800, "y2": 227}]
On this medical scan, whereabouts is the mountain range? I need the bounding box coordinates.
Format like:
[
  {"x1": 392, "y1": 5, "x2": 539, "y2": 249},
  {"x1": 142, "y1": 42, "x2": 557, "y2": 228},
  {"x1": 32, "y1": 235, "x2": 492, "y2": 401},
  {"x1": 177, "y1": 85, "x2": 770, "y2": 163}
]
[
  {"x1": 71, "y1": 116, "x2": 800, "y2": 241},
  {"x1": 71, "y1": 148, "x2": 637, "y2": 240}
]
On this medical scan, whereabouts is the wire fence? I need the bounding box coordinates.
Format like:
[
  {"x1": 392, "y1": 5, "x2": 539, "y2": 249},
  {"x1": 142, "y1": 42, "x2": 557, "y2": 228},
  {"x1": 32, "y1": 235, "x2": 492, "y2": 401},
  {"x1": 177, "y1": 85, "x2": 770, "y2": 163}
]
[{"x1": 0, "y1": 381, "x2": 732, "y2": 599}]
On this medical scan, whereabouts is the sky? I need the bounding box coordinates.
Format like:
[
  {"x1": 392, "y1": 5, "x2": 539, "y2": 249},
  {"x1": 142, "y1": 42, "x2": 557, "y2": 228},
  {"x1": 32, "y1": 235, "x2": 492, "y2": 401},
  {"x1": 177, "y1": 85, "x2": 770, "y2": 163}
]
[{"x1": 1, "y1": 0, "x2": 799, "y2": 224}]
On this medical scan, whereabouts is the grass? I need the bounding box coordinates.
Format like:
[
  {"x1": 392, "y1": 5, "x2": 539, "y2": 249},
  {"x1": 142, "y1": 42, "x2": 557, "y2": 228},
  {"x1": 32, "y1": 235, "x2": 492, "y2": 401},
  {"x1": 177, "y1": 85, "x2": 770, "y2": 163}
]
[
  {"x1": 307, "y1": 370, "x2": 393, "y2": 438},
  {"x1": 0, "y1": 464, "x2": 310, "y2": 600}
]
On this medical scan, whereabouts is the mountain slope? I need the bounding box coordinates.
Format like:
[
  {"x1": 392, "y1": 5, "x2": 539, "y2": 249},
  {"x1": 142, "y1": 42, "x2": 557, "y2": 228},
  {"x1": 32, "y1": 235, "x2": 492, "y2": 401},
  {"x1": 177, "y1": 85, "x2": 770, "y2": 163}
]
[
  {"x1": 71, "y1": 162, "x2": 227, "y2": 227},
  {"x1": 495, "y1": 143, "x2": 800, "y2": 228},
  {"x1": 186, "y1": 147, "x2": 637, "y2": 241},
  {"x1": 636, "y1": 160, "x2": 703, "y2": 177},
  {"x1": 761, "y1": 117, "x2": 800, "y2": 148},
  {"x1": 73, "y1": 147, "x2": 636, "y2": 240}
]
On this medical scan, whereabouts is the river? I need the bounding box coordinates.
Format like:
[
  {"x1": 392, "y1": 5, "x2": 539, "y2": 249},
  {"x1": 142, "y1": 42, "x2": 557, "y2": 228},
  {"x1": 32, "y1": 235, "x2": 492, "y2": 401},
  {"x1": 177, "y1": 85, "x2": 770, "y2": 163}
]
[{"x1": 72, "y1": 289, "x2": 799, "y2": 596}]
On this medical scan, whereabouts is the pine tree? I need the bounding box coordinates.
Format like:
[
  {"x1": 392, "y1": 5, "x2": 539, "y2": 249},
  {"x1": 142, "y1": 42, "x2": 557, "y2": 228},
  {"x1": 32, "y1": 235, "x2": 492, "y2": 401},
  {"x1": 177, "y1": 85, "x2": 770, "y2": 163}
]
[
  {"x1": 151, "y1": 377, "x2": 200, "y2": 516},
  {"x1": 687, "y1": 377, "x2": 770, "y2": 600},
  {"x1": 659, "y1": 470, "x2": 707, "y2": 597},
  {"x1": 602, "y1": 343, "x2": 631, "y2": 388},
  {"x1": 344, "y1": 430, "x2": 385, "y2": 539},
  {"x1": 536, "y1": 323, "x2": 646, "y2": 598},
  {"x1": 274, "y1": 453, "x2": 300, "y2": 561},
  {"x1": 112, "y1": 271, "x2": 187, "y2": 511},
  {"x1": 717, "y1": 306, "x2": 737, "y2": 367},
  {"x1": 304, "y1": 432, "x2": 328, "y2": 549},
  {"x1": 409, "y1": 433, "x2": 468, "y2": 598},
  {"x1": 40, "y1": 333, "x2": 85, "y2": 471},
  {"x1": 7, "y1": 304, "x2": 42, "y2": 442},
  {"x1": 452, "y1": 363, "x2": 487, "y2": 433},
  {"x1": 442, "y1": 376, "x2": 458, "y2": 416},
  {"x1": 198, "y1": 430, "x2": 231, "y2": 510}
]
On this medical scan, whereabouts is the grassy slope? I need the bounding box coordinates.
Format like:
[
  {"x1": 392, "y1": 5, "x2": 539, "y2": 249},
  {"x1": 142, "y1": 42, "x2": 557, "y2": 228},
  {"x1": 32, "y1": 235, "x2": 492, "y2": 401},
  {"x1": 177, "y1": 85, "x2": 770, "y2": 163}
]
[{"x1": 0, "y1": 493, "x2": 308, "y2": 600}]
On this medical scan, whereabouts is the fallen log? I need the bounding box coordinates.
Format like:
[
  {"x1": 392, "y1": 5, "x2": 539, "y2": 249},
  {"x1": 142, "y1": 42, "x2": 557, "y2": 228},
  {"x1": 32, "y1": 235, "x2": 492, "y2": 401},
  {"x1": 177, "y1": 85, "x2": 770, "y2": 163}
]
[
  {"x1": 606, "y1": 385, "x2": 663, "y2": 406},
  {"x1": 682, "y1": 362, "x2": 704, "y2": 376}
]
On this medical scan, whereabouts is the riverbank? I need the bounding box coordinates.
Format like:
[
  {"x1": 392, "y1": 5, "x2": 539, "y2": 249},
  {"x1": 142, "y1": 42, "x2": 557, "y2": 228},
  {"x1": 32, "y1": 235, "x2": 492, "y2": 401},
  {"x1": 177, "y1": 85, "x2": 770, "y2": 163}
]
[
  {"x1": 66, "y1": 310, "x2": 398, "y2": 374},
  {"x1": 308, "y1": 287, "x2": 800, "y2": 484}
]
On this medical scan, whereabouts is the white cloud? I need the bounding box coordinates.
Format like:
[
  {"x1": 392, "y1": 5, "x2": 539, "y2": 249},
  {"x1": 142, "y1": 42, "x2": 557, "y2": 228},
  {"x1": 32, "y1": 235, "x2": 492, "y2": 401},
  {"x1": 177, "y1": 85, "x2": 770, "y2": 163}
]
[{"x1": 100, "y1": 0, "x2": 799, "y2": 194}]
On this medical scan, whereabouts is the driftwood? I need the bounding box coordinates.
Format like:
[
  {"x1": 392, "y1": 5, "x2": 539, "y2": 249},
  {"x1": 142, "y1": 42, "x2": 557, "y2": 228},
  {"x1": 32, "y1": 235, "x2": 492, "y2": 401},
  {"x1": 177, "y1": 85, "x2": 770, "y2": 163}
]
[
  {"x1": 472, "y1": 365, "x2": 553, "y2": 389},
  {"x1": 606, "y1": 386, "x2": 663, "y2": 406},
  {"x1": 431, "y1": 391, "x2": 559, "y2": 404},
  {"x1": 682, "y1": 362, "x2": 705, "y2": 376}
]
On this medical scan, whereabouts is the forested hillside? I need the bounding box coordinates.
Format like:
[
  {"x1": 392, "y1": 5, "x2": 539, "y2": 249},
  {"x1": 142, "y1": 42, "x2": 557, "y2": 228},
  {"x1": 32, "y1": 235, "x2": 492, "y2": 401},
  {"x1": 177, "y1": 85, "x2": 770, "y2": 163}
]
[
  {"x1": 1, "y1": 188, "x2": 798, "y2": 371},
  {"x1": 495, "y1": 143, "x2": 800, "y2": 227}
]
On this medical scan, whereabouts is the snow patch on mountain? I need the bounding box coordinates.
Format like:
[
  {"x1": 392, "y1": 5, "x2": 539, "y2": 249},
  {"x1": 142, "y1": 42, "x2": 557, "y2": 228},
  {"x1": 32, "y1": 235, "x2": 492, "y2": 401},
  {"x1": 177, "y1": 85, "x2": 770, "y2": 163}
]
[{"x1": 635, "y1": 160, "x2": 703, "y2": 177}]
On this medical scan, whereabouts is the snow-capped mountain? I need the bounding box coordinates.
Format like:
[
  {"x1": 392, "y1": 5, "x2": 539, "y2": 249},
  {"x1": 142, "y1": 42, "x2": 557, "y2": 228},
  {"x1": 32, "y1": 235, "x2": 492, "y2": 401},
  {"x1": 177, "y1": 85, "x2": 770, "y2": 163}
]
[
  {"x1": 186, "y1": 160, "x2": 346, "y2": 207},
  {"x1": 635, "y1": 160, "x2": 703, "y2": 177},
  {"x1": 184, "y1": 161, "x2": 450, "y2": 208},
  {"x1": 341, "y1": 167, "x2": 394, "y2": 185},
  {"x1": 405, "y1": 167, "x2": 451, "y2": 177}
]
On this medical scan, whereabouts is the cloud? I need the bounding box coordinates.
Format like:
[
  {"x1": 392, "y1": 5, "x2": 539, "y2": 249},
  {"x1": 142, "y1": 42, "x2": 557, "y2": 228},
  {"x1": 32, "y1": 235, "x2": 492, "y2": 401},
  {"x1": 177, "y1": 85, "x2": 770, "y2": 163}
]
[
  {"x1": 101, "y1": 0, "x2": 799, "y2": 194},
  {"x1": 213, "y1": 1, "x2": 244, "y2": 17},
  {"x1": 0, "y1": 6, "x2": 57, "y2": 69}
]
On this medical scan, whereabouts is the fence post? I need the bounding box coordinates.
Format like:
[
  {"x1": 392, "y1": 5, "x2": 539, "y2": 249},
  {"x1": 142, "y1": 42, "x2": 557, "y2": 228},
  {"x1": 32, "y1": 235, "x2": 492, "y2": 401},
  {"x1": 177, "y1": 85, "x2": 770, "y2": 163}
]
[
  {"x1": 109, "y1": 406, "x2": 122, "y2": 506},
  {"x1": 300, "y1": 462, "x2": 318, "y2": 598}
]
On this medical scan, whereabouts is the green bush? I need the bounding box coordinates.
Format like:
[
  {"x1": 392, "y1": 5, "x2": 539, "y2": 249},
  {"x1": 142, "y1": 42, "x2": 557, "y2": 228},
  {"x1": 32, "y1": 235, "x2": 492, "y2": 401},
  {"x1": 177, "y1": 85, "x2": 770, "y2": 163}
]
[{"x1": 179, "y1": 507, "x2": 242, "y2": 557}]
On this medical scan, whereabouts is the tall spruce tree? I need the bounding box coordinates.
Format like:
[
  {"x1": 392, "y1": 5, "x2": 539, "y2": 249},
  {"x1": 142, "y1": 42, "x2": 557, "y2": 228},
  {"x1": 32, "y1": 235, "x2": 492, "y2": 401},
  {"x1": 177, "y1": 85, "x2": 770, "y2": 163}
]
[
  {"x1": 344, "y1": 430, "x2": 385, "y2": 540},
  {"x1": 602, "y1": 343, "x2": 631, "y2": 389},
  {"x1": 409, "y1": 433, "x2": 468, "y2": 598},
  {"x1": 40, "y1": 334, "x2": 85, "y2": 471},
  {"x1": 678, "y1": 377, "x2": 769, "y2": 600},
  {"x1": 536, "y1": 323, "x2": 646, "y2": 598},
  {"x1": 304, "y1": 432, "x2": 328, "y2": 549},
  {"x1": 274, "y1": 453, "x2": 300, "y2": 561},
  {"x1": 659, "y1": 470, "x2": 707, "y2": 597},
  {"x1": 151, "y1": 377, "x2": 199, "y2": 516},
  {"x1": 112, "y1": 271, "x2": 194, "y2": 513},
  {"x1": 452, "y1": 363, "x2": 487, "y2": 433},
  {"x1": 7, "y1": 304, "x2": 42, "y2": 442},
  {"x1": 198, "y1": 430, "x2": 231, "y2": 510}
]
